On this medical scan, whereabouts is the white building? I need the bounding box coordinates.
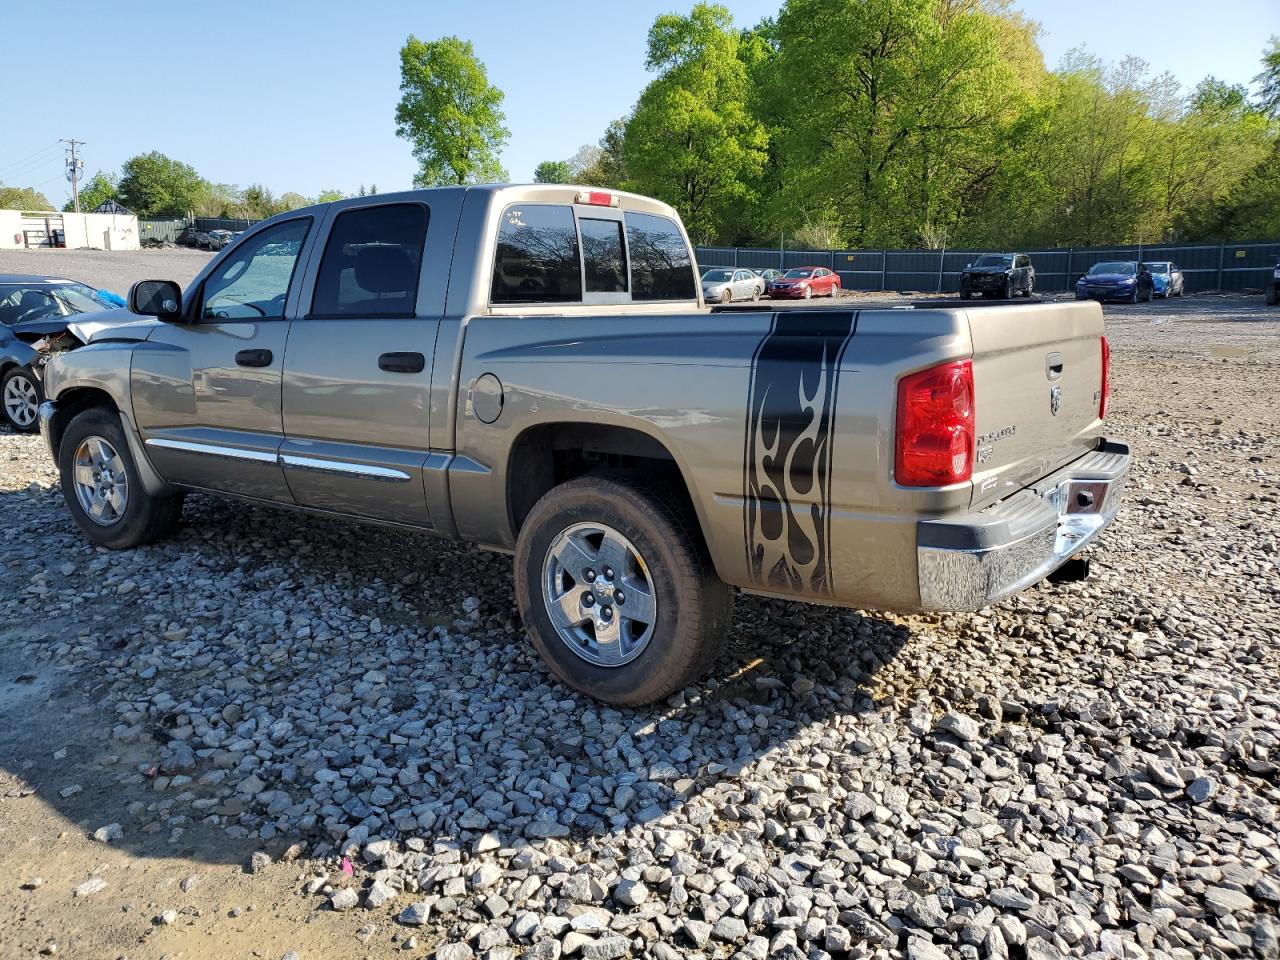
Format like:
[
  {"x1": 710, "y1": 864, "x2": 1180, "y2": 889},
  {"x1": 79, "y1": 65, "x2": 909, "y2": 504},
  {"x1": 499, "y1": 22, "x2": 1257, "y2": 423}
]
[{"x1": 0, "y1": 207, "x2": 140, "y2": 251}]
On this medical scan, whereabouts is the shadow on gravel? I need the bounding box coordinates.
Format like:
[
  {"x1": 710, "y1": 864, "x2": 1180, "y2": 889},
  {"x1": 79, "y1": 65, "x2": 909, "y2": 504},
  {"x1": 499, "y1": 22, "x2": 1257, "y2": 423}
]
[{"x1": 0, "y1": 481, "x2": 913, "y2": 870}]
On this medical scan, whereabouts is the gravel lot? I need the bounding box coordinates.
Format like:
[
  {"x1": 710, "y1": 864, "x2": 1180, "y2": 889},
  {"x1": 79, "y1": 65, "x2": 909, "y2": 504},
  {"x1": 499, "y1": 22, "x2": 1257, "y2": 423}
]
[{"x1": 1, "y1": 279, "x2": 1278, "y2": 960}]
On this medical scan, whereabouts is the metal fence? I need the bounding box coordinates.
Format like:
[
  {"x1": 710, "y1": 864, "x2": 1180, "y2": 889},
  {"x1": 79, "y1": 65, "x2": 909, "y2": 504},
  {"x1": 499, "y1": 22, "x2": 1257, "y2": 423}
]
[
  {"x1": 139, "y1": 217, "x2": 260, "y2": 242},
  {"x1": 696, "y1": 241, "x2": 1280, "y2": 294},
  {"x1": 138, "y1": 218, "x2": 186, "y2": 242}
]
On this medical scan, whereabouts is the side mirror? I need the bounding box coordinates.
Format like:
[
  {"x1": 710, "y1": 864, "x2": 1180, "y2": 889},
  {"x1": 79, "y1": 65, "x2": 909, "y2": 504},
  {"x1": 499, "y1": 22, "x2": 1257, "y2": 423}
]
[{"x1": 129, "y1": 280, "x2": 183, "y2": 320}]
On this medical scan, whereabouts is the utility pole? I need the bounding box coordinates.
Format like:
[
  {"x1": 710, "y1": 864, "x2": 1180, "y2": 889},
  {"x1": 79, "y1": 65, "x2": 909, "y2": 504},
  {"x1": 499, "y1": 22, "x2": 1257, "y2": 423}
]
[{"x1": 61, "y1": 139, "x2": 85, "y2": 212}]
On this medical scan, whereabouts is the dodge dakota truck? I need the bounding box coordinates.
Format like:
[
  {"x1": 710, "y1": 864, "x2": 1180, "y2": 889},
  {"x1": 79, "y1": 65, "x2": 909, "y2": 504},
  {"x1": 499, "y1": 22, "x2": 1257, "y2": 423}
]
[{"x1": 37, "y1": 185, "x2": 1130, "y2": 705}]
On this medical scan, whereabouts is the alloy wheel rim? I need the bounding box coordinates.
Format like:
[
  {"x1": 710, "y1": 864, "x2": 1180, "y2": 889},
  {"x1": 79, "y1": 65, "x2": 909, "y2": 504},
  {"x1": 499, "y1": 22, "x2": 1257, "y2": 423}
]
[
  {"x1": 3, "y1": 375, "x2": 37, "y2": 427},
  {"x1": 542, "y1": 521, "x2": 657, "y2": 668},
  {"x1": 72, "y1": 435, "x2": 129, "y2": 526}
]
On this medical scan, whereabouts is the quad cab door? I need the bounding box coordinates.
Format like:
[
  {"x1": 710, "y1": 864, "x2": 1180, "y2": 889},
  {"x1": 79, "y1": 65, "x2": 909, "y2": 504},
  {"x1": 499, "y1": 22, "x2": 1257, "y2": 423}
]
[
  {"x1": 279, "y1": 199, "x2": 446, "y2": 527},
  {"x1": 130, "y1": 217, "x2": 315, "y2": 502}
]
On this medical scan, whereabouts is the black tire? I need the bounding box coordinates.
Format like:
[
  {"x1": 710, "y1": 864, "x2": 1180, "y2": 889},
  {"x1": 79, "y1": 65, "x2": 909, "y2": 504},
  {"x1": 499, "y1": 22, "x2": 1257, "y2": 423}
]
[
  {"x1": 959, "y1": 289, "x2": 971, "y2": 301},
  {"x1": 1127, "y1": 288, "x2": 1139, "y2": 304},
  {"x1": 1002, "y1": 279, "x2": 1011, "y2": 299},
  {"x1": 57, "y1": 407, "x2": 184, "y2": 550},
  {"x1": 720, "y1": 288, "x2": 732, "y2": 304},
  {"x1": 514, "y1": 475, "x2": 733, "y2": 706},
  {"x1": 1, "y1": 365, "x2": 43, "y2": 432},
  {"x1": 751, "y1": 286, "x2": 761, "y2": 302},
  {"x1": 1022, "y1": 278, "x2": 1034, "y2": 297},
  {"x1": 1266, "y1": 284, "x2": 1278, "y2": 306}
]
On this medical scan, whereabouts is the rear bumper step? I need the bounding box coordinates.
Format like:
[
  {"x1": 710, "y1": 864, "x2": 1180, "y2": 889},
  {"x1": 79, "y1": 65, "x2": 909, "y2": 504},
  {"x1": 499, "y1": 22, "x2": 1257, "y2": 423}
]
[{"x1": 915, "y1": 439, "x2": 1131, "y2": 610}]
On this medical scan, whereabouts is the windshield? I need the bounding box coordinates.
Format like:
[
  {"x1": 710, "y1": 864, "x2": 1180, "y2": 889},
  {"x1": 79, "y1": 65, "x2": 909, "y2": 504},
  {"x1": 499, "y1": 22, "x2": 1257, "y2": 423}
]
[
  {"x1": 701, "y1": 270, "x2": 733, "y2": 282},
  {"x1": 1088, "y1": 261, "x2": 1136, "y2": 276},
  {"x1": 782, "y1": 268, "x2": 815, "y2": 278},
  {"x1": 0, "y1": 281, "x2": 106, "y2": 325},
  {"x1": 1145, "y1": 262, "x2": 1169, "y2": 273},
  {"x1": 973, "y1": 255, "x2": 1013, "y2": 267}
]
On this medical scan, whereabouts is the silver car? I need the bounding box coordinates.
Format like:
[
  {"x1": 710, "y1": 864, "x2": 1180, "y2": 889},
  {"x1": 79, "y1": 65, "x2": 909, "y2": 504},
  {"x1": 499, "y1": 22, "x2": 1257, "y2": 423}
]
[{"x1": 701, "y1": 268, "x2": 764, "y2": 303}]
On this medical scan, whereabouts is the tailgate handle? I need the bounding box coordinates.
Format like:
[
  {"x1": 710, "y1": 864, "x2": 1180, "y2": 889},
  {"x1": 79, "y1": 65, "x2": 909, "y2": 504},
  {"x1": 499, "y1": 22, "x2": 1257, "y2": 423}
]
[
  {"x1": 379, "y1": 351, "x2": 426, "y2": 374},
  {"x1": 235, "y1": 349, "x2": 273, "y2": 367},
  {"x1": 1046, "y1": 352, "x2": 1064, "y2": 381}
]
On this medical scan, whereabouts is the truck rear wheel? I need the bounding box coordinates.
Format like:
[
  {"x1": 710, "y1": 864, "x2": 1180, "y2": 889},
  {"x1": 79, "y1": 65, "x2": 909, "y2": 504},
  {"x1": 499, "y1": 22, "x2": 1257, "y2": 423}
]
[
  {"x1": 514, "y1": 475, "x2": 732, "y2": 706},
  {"x1": 57, "y1": 407, "x2": 184, "y2": 550}
]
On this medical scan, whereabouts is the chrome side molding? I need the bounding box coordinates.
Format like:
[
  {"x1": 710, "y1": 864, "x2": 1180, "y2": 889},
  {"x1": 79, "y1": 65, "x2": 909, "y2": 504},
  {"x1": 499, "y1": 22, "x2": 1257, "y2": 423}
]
[{"x1": 145, "y1": 438, "x2": 412, "y2": 483}]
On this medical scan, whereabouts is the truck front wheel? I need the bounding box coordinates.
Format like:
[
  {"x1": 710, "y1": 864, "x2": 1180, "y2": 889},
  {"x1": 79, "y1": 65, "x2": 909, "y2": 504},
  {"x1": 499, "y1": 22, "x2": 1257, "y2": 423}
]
[
  {"x1": 57, "y1": 407, "x2": 184, "y2": 549},
  {"x1": 514, "y1": 475, "x2": 732, "y2": 706}
]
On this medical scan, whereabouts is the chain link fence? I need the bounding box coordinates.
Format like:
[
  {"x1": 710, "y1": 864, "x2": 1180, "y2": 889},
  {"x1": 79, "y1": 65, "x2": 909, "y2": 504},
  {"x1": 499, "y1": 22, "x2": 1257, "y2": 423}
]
[{"x1": 696, "y1": 241, "x2": 1280, "y2": 294}]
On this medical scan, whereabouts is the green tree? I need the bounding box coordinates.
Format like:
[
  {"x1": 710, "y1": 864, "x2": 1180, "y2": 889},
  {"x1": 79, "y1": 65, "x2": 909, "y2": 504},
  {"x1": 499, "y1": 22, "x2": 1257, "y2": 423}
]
[
  {"x1": 194, "y1": 182, "x2": 243, "y2": 218},
  {"x1": 315, "y1": 188, "x2": 346, "y2": 202},
  {"x1": 277, "y1": 191, "x2": 310, "y2": 211},
  {"x1": 1255, "y1": 35, "x2": 1280, "y2": 116},
  {"x1": 0, "y1": 185, "x2": 52, "y2": 210},
  {"x1": 117, "y1": 151, "x2": 204, "y2": 217},
  {"x1": 624, "y1": 4, "x2": 768, "y2": 241},
  {"x1": 238, "y1": 183, "x2": 277, "y2": 219},
  {"x1": 533, "y1": 159, "x2": 574, "y2": 183},
  {"x1": 763, "y1": 0, "x2": 1042, "y2": 247},
  {"x1": 64, "y1": 171, "x2": 118, "y2": 212},
  {"x1": 395, "y1": 35, "x2": 509, "y2": 186}
]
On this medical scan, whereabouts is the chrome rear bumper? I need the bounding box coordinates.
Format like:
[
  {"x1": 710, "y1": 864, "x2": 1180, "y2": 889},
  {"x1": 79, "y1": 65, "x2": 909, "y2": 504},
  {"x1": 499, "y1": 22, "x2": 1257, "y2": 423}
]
[{"x1": 916, "y1": 440, "x2": 1131, "y2": 610}]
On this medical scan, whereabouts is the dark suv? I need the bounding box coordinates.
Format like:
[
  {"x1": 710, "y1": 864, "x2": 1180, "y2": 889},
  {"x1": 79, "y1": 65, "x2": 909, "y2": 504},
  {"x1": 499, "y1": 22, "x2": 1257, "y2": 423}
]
[
  {"x1": 1267, "y1": 258, "x2": 1279, "y2": 306},
  {"x1": 959, "y1": 253, "x2": 1035, "y2": 299}
]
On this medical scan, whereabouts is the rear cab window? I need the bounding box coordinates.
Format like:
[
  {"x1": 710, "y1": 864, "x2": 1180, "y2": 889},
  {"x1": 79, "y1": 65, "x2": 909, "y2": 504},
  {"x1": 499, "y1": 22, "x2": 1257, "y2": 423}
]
[
  {"x1": 311, "y1": 203, "x2": 429, "y2": 318},
  {"x1": 489, "y1": 199, "x2": 697, "y2": 308}
]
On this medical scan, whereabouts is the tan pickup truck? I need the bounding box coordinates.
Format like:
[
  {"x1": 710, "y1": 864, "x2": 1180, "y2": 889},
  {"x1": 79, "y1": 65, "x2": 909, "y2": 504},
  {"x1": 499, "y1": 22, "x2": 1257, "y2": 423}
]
[{"x1": 38, "y1": 185, "x2": 1130, "y2": 705}]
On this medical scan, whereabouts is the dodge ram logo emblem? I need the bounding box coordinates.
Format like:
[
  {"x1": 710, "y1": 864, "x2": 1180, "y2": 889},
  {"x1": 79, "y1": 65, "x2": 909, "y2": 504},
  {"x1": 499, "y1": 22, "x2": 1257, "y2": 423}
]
[{"x1": 1050, "y1": 385, "x2": 1062, "y2": 416}]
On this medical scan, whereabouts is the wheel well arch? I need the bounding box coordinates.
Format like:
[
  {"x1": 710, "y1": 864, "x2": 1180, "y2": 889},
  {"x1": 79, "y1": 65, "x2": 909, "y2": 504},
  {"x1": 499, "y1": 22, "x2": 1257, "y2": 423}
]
[
  {"x1": 46, "y1": 386, "x2": 119, "y2": 459},
  {"x1": 506, "y1": 421, "x2": 706, "y2": 547}
]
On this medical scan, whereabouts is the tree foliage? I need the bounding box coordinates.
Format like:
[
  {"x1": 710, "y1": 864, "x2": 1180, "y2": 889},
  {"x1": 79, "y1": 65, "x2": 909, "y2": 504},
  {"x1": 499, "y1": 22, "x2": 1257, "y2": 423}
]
[
  {"x1": 0, "y1": 185, "x2": 52, "y2": 210},
  {"x1": 577, "y1": 1, "x2": 1279, "y2": 247},
  {"x1": 65, "y1": 171, "x2": 118, "y2": 212},
  {"x1": 395, "y1": 35, "x2": 509, "y2": 186},
  {"x1": 533, "y1": 160, "x2": 574, "y2": 183},
  {"x1": 623, "y1": 4, "x2": 769, "y2": 241},
  {"x1": 117, "y1": 151, "x2": 205, "y2": 217}
]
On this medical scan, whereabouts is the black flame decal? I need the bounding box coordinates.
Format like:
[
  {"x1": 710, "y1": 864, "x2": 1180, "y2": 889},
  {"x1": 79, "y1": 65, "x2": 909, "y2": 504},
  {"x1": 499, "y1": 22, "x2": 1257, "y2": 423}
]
[{"x1": 743, "y1": 311, "x2": 856, "y2": 595}]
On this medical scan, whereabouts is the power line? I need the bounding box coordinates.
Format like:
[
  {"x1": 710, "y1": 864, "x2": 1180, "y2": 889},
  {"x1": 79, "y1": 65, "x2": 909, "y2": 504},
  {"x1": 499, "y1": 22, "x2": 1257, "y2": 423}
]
[
  {"x1": 0, "y1": 141, "x2": 61, "y2": 176},
  {"x1": 0, "y1": 142, "x2": 63, "y2": 181},
  {"x1": 61, "y1": 139, "x2": 85, "y2": 213}
]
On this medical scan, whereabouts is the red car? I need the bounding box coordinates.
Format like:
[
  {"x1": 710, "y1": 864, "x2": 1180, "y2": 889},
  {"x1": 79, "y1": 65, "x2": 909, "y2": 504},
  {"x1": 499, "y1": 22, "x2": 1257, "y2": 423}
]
[{"x1": 766, "y1": 266, "x2": 841, "y2": 299}]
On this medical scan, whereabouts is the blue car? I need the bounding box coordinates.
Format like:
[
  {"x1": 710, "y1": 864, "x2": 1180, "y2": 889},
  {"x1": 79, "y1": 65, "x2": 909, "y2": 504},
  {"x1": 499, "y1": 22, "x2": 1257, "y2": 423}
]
[
  {"x1": 1075, "y1": 261, "x2": 1154, "y2": 303},
  {"x1": 1144, "y1": 261, "x2": 1185, "y2": 298},
  {"x1": 0, "y1": 274, "x2": 126, "y2": 431}
]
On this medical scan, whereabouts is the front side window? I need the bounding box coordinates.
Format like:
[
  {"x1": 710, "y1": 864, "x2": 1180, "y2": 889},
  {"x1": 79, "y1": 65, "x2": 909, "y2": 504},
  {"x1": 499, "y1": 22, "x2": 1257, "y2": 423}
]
[
  {"x1": 580, "y1": 218, "x2": 627, "y2": 294},
  {"x1": 311, "y1": 204, "x2": 429, "y2": 318},
  {"x1": 202, "y1": 218, "x2": 310, "y2": 320},
  {"x1": 627, "y1": 212, "x2": 696, "y2": 301},
  {"x1": 492, "y1": 204, "x2": 582, "y2": 303}
]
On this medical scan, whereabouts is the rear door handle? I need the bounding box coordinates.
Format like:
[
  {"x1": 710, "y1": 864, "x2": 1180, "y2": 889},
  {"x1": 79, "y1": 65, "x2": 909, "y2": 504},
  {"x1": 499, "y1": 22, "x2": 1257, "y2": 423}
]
[
  {"x1": 379, "y1": 351, "x2": 426, "y2": 374},
  {"x1": 235, "y1": 349, "x2": 273, "y2": 367}
]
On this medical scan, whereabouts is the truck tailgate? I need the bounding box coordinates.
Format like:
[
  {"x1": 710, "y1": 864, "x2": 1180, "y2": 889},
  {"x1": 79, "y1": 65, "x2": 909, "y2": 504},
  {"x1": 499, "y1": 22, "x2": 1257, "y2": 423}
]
[{"x1": 966, "y1": 301, "x2": 1106, "y2": 510}]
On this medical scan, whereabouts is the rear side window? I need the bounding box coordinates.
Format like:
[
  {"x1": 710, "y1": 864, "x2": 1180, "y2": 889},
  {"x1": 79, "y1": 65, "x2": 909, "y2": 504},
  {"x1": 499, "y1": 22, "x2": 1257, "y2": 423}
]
[
  {"x1": 492, "y1": 204, "x2": 581, "y2": 303},
  {"x1": 311, "y1": 203, "x2": 429, "y2": 318},
  {"x1": 580, "y1": 218, "x2": 627, "y2": 293},
  {"x1": 627, "y1": 212, "x2": 696, "y2": 301}
]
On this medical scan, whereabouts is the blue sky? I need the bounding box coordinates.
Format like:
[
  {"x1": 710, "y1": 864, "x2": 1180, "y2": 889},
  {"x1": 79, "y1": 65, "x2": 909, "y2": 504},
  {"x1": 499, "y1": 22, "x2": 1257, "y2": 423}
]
[{"x1": 2, "y1": 0, "x2": 1274, "y2": 205}]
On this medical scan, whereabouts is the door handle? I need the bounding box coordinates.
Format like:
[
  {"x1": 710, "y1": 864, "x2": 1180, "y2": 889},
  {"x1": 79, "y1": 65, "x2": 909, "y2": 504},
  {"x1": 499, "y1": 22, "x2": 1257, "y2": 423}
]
[
  {"x1": 235, "y1": 349, "x2": 273, "y2": 367},
  {"x1": 378, "y1": 351, "x2": 426, "y2": 374}
]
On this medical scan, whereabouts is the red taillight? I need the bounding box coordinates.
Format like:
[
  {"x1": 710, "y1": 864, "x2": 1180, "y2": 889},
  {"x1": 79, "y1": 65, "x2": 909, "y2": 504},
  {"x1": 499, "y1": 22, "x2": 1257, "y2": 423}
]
[
  {"x1": 576, "y1": 190, "x2": 619, "y2": 207},
  {"x1": 1099, "y1": 335, "x2": 1110, "y2": 420},
  {"x1": 895, "y1": 359, "x2": 975, "y2": 487}
]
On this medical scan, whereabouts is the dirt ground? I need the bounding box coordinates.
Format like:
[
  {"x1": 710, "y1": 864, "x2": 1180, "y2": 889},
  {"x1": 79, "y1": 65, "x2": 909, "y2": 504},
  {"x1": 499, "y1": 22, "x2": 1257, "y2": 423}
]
[{"x1": 1, "y1": 287, "x2": 1277, "y2": 960}]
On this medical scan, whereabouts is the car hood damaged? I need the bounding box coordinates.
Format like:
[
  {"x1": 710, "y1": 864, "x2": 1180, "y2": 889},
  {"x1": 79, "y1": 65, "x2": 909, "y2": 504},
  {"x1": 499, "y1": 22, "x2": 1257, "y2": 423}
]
[{"x1": 65, "y1": 310, "x2": 163, "y2": 344}]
